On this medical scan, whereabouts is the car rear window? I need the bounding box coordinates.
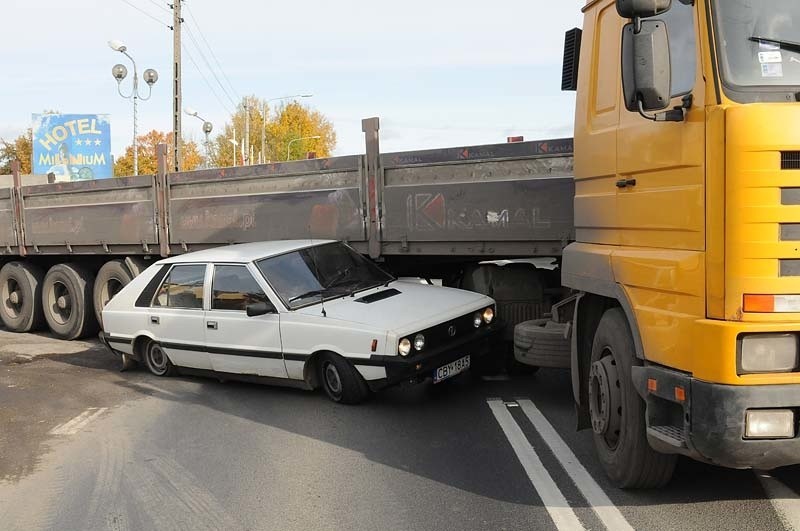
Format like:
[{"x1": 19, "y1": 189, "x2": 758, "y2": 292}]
[{"x1": 152, "y1": 264, "x2": 206, "y2": 309}]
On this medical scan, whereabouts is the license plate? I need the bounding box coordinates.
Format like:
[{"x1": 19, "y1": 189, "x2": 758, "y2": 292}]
[{"x1": 433, "y1": 355, "x2": 471, "y2": 384}]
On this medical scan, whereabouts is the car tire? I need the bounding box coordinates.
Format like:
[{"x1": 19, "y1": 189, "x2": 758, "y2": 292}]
[
  {"x1": 143, "y1": 341, "x2": 176, "y2": 377},
  {"x1": 93, "y1": 260, "x2": 134, "y2": 327},
  {"x1": 319, "y1": 353, "x2": 370, "y2": 404},
  {"x1": 589, "y1": 308, "x2": 677, "y2": 489},
  {"x1": 0, "y1": 261, "x2": 45, "y2": 333},
  {"x1": 42, "y1": 264, "x2": 98, "y2": 340}
]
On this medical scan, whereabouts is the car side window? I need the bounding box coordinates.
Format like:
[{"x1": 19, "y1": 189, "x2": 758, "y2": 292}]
[
  {"x1": 152, "y1": 264, "x2": 206, "y2": 309},
  {"x1": 212, "y1": 265, "x2": 269, "y2": 311}
]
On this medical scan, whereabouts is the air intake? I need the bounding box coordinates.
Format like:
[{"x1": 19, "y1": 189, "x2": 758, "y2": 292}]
[
  {"x1": 561, "y1": 28, "x2": 582, "y2": 92},
  {"x1": 782, "y1": 152, "x2": 800, "y2": 170}
]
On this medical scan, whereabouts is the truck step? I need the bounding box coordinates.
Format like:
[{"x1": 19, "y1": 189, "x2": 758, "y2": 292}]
[{"x1": 647, "y1": 425, "x2": 687, "y2": 449}]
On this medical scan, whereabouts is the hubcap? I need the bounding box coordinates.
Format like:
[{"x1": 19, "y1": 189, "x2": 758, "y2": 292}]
[
  {"x1": 148, "y1": 344, "x2": 168, "y2": 372},
  {"x1": 589, "y1": 350, "x2": 623, "y2": 449},
  {"x1": 48, "y1": 281, "x2": 72, "y2": 325},
  {"x1": 324, "y1": 363, "x2": 342, "y2": 396},
  {"x1": 2, "y1": 278, "x2": 22, "y2": 318}
]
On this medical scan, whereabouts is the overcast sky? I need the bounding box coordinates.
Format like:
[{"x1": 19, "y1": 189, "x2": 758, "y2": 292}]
[{"x1": 0, "y1": 1, "x2": 583, "y2": 158}]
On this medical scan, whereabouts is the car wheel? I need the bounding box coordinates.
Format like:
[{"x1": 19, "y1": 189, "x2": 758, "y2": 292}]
[
  {"x1": 589, "y1": 308, "x2": 677, "y2": 489},
  {"x1": 94, "y1": 260, "x2": 134, "y2": 327},
  {"x1": 42, "y1": 264, "x2": 98, "y2": 340},
  {"x1": 0, "y1": 262, "x2": 45, "y2": 333},
  {"x1": 144, "y1": 341, "x2": 176, "y2": 377},
  {"x1": 319, "y1": 354, "x2": 370, "y2": 404}
]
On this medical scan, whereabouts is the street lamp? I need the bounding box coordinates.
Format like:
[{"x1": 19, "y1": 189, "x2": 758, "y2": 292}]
[
  {"x1": 109, "y1": 40, "x2": 158, "y2": 176},
  {"x1": 184, "y1": 107, "x2": 213, "y2": 168},
  {"x1": 261, "y1": 94, "x2": 313, "y2": 163},
  {"x1": 287, "y1": 135, "x2": 321, "y2": 161}
]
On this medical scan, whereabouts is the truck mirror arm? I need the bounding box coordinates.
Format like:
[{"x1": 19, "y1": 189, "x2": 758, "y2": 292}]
[{"x1": 637, "y1": 94, "x2": 692, "y2": 123}]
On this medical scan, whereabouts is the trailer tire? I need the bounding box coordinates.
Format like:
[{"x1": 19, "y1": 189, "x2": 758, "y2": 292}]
[
  {"x1": 0, "y1": 262, "x2": 45, "y2": 333},
  {"x1": 42, "y1": 264, "x2": 98, "y2": 340},
  {"x1": 589, "y1": 308, "x2": 677, "y2": 489},
  {"x1": 94, "y1": 260, "x2": 134, "y2": 327}
]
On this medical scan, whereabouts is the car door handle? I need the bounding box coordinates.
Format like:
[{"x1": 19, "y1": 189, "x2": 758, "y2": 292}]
[
  {"x1": 206, "y1": 321, "x2": 218, "y2": 330},
  {"x1": 150, "y1": 316, "x2": 160, "y2": 325},
  {"x1": 616, "y1": 178, "x2": 637, "y2": 189}
]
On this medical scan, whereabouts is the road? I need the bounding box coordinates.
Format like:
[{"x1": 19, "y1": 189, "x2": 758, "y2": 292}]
[{"x1": 1, "y1": 329, "x2": 799, "y2": 531}]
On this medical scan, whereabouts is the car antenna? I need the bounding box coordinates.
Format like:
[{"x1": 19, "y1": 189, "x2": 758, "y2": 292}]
[{"x1": 308, "y1": 227, "x2": 327, "y2": 317}]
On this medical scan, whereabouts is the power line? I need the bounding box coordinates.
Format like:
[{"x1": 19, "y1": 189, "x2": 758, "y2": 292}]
[
  {"x1": 181, "y1": 43, "x2": 234, "y2": 115},
  {"x1": 118, "y1": 0, "x2": 173, "y2": 29},
  {"x1": 183, "y1": 25, "x2": 238, "y2": 109},
  {"x1": 146, "y1": 0, "x2": 171, "y2": 15},
  {"x1": 184, "y1": 5, "x2": 240, "y2": 102}
]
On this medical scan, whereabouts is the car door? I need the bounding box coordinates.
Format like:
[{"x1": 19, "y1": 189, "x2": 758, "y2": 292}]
[
  {"x1": 204, "y1": 263, "x2": 286, "y2": 378},
  {"x1": 148, "y1": 263, "x2": 212, "y2": 370}
]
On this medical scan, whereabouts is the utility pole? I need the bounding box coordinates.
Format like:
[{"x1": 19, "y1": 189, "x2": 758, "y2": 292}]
[{"x1": 172, "y1": 0, "x2": 183, "y2": 172}]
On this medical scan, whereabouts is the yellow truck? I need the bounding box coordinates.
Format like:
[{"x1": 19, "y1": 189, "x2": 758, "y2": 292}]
[{"x1": 552, "y1": 0, "x2": 800, "y2": 488}]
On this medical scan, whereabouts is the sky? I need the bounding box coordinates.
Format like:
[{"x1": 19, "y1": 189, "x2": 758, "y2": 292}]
[{"x1": 0, "y1": 0, "x2": 584, "y2": 159}]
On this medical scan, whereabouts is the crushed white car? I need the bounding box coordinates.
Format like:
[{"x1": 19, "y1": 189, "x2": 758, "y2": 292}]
[{"x1": 100, "y1": 240, "x2": 498, "y2": 403}]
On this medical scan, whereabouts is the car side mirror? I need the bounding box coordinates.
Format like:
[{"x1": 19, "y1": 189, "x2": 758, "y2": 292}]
[
  {"x1": 621, "y1": 20, "x2": 672, "y2": 114},
  {"x1": 246, "y1": 301, "x2": 276, "y2": 317}
]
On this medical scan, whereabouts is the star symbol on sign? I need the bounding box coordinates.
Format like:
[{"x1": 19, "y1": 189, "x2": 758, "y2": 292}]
[
  {"x1": 94, "y1": 139, "x2": 102, "y2": 146},
  {"x1": 75, "y1": 139, "x2": 82, "y2": 146}
]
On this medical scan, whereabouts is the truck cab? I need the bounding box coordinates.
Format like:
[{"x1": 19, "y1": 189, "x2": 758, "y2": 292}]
[{"x1": 564, "y1": 0, "x2": 800, "y2": 487}]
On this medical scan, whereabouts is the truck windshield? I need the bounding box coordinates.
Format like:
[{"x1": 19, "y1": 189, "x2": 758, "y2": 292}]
[{"x1": 713, "y1": 0, "x2": 800, "y2": 101}]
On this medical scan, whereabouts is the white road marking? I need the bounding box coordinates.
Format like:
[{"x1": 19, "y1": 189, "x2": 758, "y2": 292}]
[
  {"x1": 518, "y1": 399, "x2": 634, "y2": 531},
  {"x1": 49, "y1": 407, "x2": 108, "y2": 436},
  {"x1": 757, "y1": 470, "x2": 800, "y2": 531},
  {"x1": 487, "y1": 399, "x2": 586, "y2": 531}
]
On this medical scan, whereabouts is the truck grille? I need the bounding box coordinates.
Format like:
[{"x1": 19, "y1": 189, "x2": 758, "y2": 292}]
[{"x1": 782, "y1": 152, "x2": 800, "y2": 170}]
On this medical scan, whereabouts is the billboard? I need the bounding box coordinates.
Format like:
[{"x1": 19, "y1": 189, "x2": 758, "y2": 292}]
[{"x1": 32, "y1": 114, "x2": 112, "y2": 180}]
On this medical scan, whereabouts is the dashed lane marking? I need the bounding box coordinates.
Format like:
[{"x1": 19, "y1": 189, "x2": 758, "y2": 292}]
[
  {"x1": 517, "y1": 399, "x2": 634, "y2": 531},
  {"x1": 49, "y1": 407, "x2": 108, "y2": 436},
  {"x1": 487, "y1": 399, "x2": 586, "y2": 531},
  {"x1": 757, "y1": 471, "x2": 800, "y2": 531}
]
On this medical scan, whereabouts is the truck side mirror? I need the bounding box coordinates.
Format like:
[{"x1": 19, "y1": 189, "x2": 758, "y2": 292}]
[
  {"x1": 616, "y1": 0, "x2": 671, "y2": 19},
  {"x1": 621, "y1": 20, "x2": 672, "y2": 114}
]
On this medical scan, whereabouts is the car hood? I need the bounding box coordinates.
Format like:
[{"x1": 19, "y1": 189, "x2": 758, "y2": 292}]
[{"x1": 293, "y1": 280, "x2": 493, "y2": 334}]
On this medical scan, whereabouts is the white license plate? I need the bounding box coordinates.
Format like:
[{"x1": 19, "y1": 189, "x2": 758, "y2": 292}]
[{"x1": 433, "y1": 355, "x2": 471, "y2": 384}]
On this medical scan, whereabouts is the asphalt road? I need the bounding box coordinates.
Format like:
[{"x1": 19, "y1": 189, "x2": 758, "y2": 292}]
[{"x1": 1, "y1": 329, "x2": 799, "y2": 531}]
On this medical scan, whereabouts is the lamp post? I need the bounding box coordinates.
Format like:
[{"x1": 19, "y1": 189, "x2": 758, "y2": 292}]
[
  {"x1": 109, "y1": 40, "x2": 158, "y2": 176},
  {"x1": 228, "y1": 129, "x2": 238, "y2": 168},
  {"x1": 261, "y1": 94, "x2": 313, "y2": 163},
  {"x1": 184, "y1": 107, "x2": 213, "y2": 168},
  {"x1": 287, "y1": 135, "x2": 321, "y2": 161}
]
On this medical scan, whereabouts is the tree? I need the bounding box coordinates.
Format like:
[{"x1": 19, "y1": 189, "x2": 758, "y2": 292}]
[
  {"x1": 114, "y1": 130, "x2": 203, "y2": 176},
  {"x1": 211, "y1": 96, "x2": 336, "y2": 167},
  {"x1": 0, "y1": 130, "x2": 33, "y2": 174}
]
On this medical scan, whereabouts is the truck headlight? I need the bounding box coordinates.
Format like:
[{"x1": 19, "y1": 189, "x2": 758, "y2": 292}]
[
  {"x1": 739, "y1": 334, "x2": 799, "y2": 374},
  {"x1": 399, "y1": 338, "x2": 412, "y2": 356},
  {"x1": 414, "y1": 334, "x2": 425, "y2": 351},
  {"x1": 483, "y1": 307, "x2": 495, "y2": 324}
]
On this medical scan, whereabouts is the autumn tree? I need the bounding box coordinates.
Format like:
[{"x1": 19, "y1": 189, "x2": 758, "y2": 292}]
[
  {"x1": 211, "y1": 96, "x2": 336, "y2": 167},
  {"x1": 0, "y1": 130, "x2": 33, "y2": 174},
  {"x1": 114, "y1": 130, "x2": 204, "y2": 176}
]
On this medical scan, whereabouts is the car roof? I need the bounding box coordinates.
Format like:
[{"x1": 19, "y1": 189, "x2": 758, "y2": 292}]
[{"x1": 159, "y1": 240, "x2": 338, "y2": 264}]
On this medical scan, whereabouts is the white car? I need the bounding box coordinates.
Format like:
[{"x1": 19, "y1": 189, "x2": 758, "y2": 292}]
[{"x1": 100, "y1": 240, "x2": 498, "y2": 403}]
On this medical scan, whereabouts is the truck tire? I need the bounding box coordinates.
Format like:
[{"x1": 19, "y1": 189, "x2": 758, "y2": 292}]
[
  {"x1": 93, "y1": 260, "x2": 134, "y2": 327},
  {"x1": 42, "y1": 264, "x2": 98, "y2": 340},
  {"x1": 0, "y1": 262, "x2": 45, "y2": 333},
  {"x1": 319, "y1": 353, "x2": 370, "y2": 404},
  {"x1": 514, "y1": 319, "x2": 570, "y2": 369},
  {"x1": 589, "y1": 308, "x2": 677, "y2": 489}
]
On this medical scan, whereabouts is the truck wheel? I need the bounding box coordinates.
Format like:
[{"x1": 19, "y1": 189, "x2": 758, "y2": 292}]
[
  {"x1": 589, "y1": 308, "x2": 676, "y2": 489},
  {"x1": 144, "y1": 341, "x2": 176, "y2": 377},
  {"x1": 42, "y1": 264, "x2": 98, "y2": 340},
  {"x1": 0, "y1": 262, "x2": 45, "y2": 333},
  {"x1": 514, "y1": 319, "x2": 570, "y2": 369},
  {"x1": 93, "y1": 260, "x2": 134, "y2": 327},
  {"x1": 319, "y1": 353, "x2": 370, "y2": 404}
]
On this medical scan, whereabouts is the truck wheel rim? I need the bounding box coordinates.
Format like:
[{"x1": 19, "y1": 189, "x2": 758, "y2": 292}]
[
  {"x1": 324, "y1": 363, "x2": 342, "y2": 396},
  {"x1": 589, "y1": 351, "x2": 622, "y2": 450},
  {"x1": 47, "y1": 281, "x2": 72, "y2": 325},
  {"x1": 2, "y1": 278, "x2": 22, "y2": 318},
  {"x1": 100, "y1": 278, "x2": 124, "y2": 308},
  {"x1": 148, "y1": 344, "x2": 168, "y2": 373}
]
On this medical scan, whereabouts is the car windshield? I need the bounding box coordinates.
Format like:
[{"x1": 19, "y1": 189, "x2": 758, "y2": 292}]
[
  {"x1": 713, "y1": 0, "x2": 800, "y2": 97},
  {"x1": 256, "y1": 242, "x2": 394, "y2": 310}
]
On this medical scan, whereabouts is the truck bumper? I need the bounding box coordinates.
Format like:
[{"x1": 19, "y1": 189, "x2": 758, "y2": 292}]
[{"x1": 633, "y1": 365, "x2": 800, "y2": 470}]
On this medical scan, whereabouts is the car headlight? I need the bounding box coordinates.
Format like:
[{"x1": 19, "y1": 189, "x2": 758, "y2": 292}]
[
  {"x1": 473, "y1": 312, "x2": 482, "y2": 328},
  {"x1": 414, "y1": 334, "x2": 425, "y2": 351},
  {"x1": 399, "y1": 338, "x2": 412, "y2": 356},
  {"x1": 483, "y1": 307, "x2": 495, "y2": 324},
  {"x1": 739, "y1": 334, "x2": 799, "y2": 374}
]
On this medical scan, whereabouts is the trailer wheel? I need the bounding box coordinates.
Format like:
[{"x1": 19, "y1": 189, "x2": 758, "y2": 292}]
[
  {"x1": 589, "y1": 308, "x2": 676, "y2": 489},
  {"x1": 42, "y1": 264, "x2": 98, "y2": 340},
  {"x1": 93, "y1": 260, "x2": 134, "y2": 327},
  {"x1": 0, "y1": 262, "x2": 45, "y2": 333}
]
